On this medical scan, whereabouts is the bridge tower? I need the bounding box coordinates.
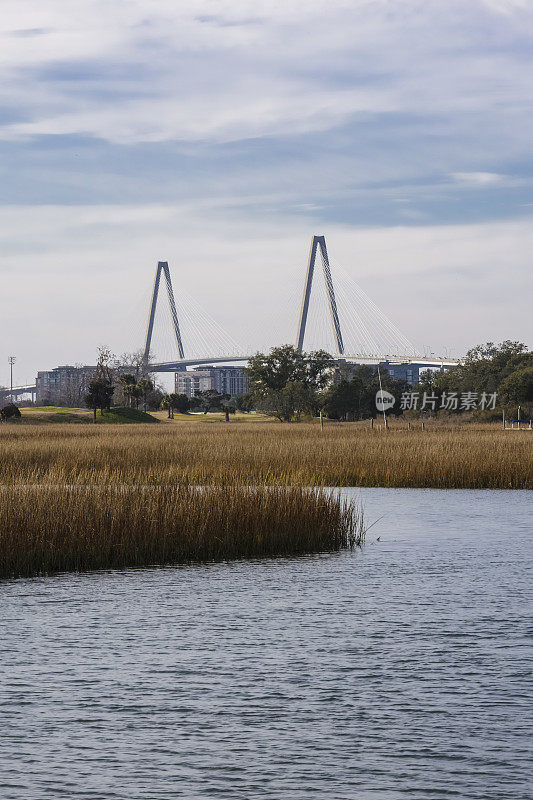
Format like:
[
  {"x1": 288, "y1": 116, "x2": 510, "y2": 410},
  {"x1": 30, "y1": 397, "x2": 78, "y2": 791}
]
[
  {"x1": 143, "y1": 261, "x2": 184, "y2": 373},
  {"x1": 296, "y1": 235, "x2": 344, "y2": 355}
]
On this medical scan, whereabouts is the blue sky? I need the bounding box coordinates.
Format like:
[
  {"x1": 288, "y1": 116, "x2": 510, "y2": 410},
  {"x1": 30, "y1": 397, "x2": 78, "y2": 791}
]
[{"x1": 0, "y1": 0, "x2": 532, "y2": 385}]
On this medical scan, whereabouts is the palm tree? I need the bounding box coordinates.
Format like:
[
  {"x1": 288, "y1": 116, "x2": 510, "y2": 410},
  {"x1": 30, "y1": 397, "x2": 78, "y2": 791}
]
[
  {"x1": 118, "y1": 373, "x2": 136, "y2": 408},
  {"x1": 137, "y1": 378, "x2": 154, "y2": 412},
  {"x1": 161, "y1": 394, "x2": 173, "y2": 419}
]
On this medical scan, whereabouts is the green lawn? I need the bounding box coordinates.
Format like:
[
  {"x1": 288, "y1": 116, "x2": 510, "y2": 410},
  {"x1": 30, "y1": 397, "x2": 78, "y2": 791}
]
[
  {"x1": 11, "y1": 407, "x2": 272, "y2": 425},
  {"x1": 13, "y1": 406, "x2": 159, "y2": 424},
  {"x1": 150, "y1": 410, "x2": 273, "y2": 423}
]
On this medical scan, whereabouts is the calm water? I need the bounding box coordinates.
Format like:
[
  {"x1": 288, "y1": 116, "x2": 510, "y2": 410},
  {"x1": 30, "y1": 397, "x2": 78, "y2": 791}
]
[{"x1": 1, "y1": 489, "x2": 531, "y2": 800}]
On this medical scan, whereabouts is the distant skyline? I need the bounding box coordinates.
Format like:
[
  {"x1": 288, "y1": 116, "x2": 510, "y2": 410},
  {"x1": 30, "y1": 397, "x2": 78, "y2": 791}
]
[{"x1": 1, "y1": 0, "x2": 532, "y2": 387}]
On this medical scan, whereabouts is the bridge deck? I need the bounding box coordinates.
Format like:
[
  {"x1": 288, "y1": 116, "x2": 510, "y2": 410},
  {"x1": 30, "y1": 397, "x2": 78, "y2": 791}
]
[{"x1": 151, "y1": 355, "x2": 459, "y2": 372}]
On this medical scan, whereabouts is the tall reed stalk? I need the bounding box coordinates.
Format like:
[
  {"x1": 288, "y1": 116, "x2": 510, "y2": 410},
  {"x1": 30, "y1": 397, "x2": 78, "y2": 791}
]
[
  {"x1": 0, "y1": 486, "x2": 363, "y2": 579},
  {"x1": 0, "y1": 422, "x2": 529, "y2": 489}
]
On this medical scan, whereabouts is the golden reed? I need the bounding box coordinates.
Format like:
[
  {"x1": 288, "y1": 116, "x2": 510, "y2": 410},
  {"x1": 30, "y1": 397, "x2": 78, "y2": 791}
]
[
  {"x1": 0, "y1": 485, "x2": 362, "y2": 579},
  {"x1": 0, "y1": 421, "x2": 530, "y2": 489}
]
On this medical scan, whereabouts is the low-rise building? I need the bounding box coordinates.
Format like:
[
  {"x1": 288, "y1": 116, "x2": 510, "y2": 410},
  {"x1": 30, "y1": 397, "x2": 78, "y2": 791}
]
[
  {"x1": 36, "y1": 365, "x2": 96, "y2": 406},
  {"x1": 381, "y1": 362, "x2": 456, "y2": 385},
  {"x1": 380, "y1": 361, "x2": 420, "y2": 385},
  {"x1": 330, "y1": 361, "x2": 420, "y2": 386},
  {"x1": 175, "y1": 365, "x2": 248, "y2": 398}
]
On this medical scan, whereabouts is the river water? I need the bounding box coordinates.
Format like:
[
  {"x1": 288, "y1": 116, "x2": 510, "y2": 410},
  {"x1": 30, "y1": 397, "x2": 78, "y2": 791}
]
[{"x1": 1, "y1": 489, "x2": 531, "y2": 800}]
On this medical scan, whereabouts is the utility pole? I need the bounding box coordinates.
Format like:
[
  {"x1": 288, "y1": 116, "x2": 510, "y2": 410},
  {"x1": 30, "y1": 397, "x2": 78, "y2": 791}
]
[
  {"x1": 376, "y1": 363, "x2": 387, "y2": 428},
  {"x1": 8, "y1": 356, "x2": 16, "y2": 403}
]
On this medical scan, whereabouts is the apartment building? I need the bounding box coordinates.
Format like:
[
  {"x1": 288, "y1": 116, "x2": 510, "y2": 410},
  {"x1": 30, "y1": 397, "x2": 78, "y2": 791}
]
[
  {"x1": 36, "y1": 365, "x2": 97, "y2": 406},
  {"x1": 175, "y1": 365, "x2": 248, "y2": 398}
]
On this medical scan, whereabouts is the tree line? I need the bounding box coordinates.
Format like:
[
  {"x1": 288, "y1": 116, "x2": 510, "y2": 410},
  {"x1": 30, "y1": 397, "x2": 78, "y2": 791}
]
[
  {"x1": 82, "y1": 340, "x2": 532, "y2": 422},
  {"x1": 83, "y1": 347, "x2": 240, "y2": 421},
  {"x1": 242, "y1": 341, "x2": 532, "y2": 422},
  {"x1": 423, "y1": 341, "x2": 533, "y2": 417}
]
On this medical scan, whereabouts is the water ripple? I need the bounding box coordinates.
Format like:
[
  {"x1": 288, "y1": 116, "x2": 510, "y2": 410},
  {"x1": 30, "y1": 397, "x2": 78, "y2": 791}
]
[{"x1": 0, "y1": 489, "x2": 531, "y2": 800}]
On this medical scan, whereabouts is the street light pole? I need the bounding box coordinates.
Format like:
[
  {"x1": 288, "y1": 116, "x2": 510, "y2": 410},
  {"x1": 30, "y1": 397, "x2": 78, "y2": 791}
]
[{"x1": 8, "y1": 356, "x2": 16, "y2": 403}]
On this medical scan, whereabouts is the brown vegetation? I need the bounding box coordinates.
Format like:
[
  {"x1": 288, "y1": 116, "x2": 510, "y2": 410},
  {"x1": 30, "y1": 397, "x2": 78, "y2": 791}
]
[
  {"x1": 0, "y1": 420, "x2": 530, "y2": 489},
  {"x1": 0, "y1": 485, "x2": 361, "y2": 579}
]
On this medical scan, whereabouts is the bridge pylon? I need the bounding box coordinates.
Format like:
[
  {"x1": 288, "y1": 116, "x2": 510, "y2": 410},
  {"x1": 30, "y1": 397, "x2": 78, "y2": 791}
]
[
  {"x1": 296, "y1": 235, "x2": 344, "y2": 355},
  {"x1": 143, "y1": 261, "x2": 184, "y2": 373}
]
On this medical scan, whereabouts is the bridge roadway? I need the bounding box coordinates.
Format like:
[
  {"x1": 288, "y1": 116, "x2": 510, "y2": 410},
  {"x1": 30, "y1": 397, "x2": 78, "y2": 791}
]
[
  {"x1": 0, "y1": 355, "x2": 459, "y2": 403},
  {"x1": 0, "y1": 384, "x2": 36, "y2": 400},
  {"x1": 151, "y1": 354, "x2": 459, "y2": 372}
]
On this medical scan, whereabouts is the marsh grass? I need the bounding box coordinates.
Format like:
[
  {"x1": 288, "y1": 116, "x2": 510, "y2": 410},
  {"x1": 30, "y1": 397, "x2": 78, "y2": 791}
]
[
  {"x1": 0, "y1": 485, "x2": 362, "y2": 579},
  {"x1": 0, "y1": 421, "x2": 527, "y2": 578},
  {"x1": 0, "y1": 422, "x2": 530, "y2": 489}
]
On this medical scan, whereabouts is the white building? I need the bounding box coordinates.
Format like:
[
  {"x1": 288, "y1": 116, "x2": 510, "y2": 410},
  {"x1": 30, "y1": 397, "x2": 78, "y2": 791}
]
[{"x1": 175, "y1": 366, "x2": 248, "y2": 398}]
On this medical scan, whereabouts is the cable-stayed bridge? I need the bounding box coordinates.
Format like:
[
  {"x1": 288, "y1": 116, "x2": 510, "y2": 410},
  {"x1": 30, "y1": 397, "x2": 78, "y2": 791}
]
[
  {"x1": 2, "y1": 235, "x2": 458, "y2": 402},
  {"x1": 146, "y1": 235, "x2": 458, "y2": 374}
]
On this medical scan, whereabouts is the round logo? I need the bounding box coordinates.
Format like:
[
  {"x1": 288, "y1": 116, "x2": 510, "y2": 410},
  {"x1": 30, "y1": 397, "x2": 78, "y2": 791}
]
[{"x1": 375, "y1": 390, "x2": 395, "y2": 412}]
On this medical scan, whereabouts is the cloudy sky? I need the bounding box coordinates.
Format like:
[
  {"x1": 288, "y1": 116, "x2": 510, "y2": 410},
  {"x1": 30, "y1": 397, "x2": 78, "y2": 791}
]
[{"x1": 1, "y1": 0, "x2": 532, "y2": 385}]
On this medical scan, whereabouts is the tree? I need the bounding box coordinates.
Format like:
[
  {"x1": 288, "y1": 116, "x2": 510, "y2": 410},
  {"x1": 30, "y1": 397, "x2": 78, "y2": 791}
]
[
  {"x1": 322, "y1": 366, "x2": 408, "y2": 420},
  {"x1": 130, "y1": 384, "x2": 143, "y2": 409},
  {"x1": 136, "y1": 378, "x2": 154, "y2": 412},
  {"x1": 429, "y1": 341, "x2": 532, "y2": 416},
  {"x1": 254, "y1": 387, "x2": 295, "y2": 422},
  {"x1": 146, "y1": 387, "x2": 164, "y2": 412},
  {"x1": 418, "y1": 369, "x2": 436, "y2": 390},
  {"x1": 161, "y1": 394, "x2": 173, "y2": 418},
  {"x1": 1, "y1": 403, "x2": 21, "y2": 422},
  {"x1": 59, "y1": 363, "x2": 91, "y2": 408},
  {"x1": 233, "y1": 393, "x2": 254, "y2": 413},
  {"x1": 193, "y1": 389, "x2": 228, "y2": 414},
  {"x1": 169, "y1": 393, "x2": 189, "y2": 414},
  {"x1": 321, "y1": 380, "x2": 356, "y2": 421},
  {"x1": 220, "y1": 396, "x2": 237, "y2": 422},
  {"x1": 306, "y1": 350, "x2": 336, "y2": 389},
  {"x1": 434, "y1": 341, "x2": 530, "y2": 396},
  {"x1": 118, "y1": 349, "x2": 149, "y2": 381},
  {"x1": 95, "y1": 346, "x2": 116, "y2": 384},
  {"x1": 246, "y1": 345, "x2": 334, "y2": 392},
  {"x1": 246, "y1": 344, "x2": 305, "y2": 392},
  {"x1": 499, "y1": 366, "x2": 533, "y2": 416},
  {"x1": 84, "y1": 348, "x2": 116, "y2": 421},
  {"x1": 84, "y1": 378, "x2": 114, "y2": 422},
  {"x1": 161, "y1": 392, "x2": 188, "y2": 418},
  {"x1": 245, "y1": 345, "x2": 334, "y2": 421},
  {"x1": 118, "y1": 373, "x2": 137, "y2": 407}
]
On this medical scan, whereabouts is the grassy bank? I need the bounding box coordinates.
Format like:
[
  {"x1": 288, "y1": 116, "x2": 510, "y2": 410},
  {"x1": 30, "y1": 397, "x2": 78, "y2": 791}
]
[
  {"x1": 11, "y1": 406, "x2": 158, "y2": 424},
  {"x1": 0, "y1": 421, "x2": 530, "y2": 489},
  {"x1": 0, "y1": 485, "x2": 361, "y2": 579}
]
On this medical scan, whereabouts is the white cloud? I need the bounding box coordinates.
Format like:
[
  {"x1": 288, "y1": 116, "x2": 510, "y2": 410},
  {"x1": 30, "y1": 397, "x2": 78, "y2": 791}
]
[
  {"x1": 481, "y1": 0, "x2": 531, "y2": 14},
  {"x1": 0, "y1": 86, "x2": 394, "y2": 145},
  {"x1": 450, "y1": 172, "x2": 520, "y2": 187},
  {"x1": 0, "y1": 0, "x2": 532, "y2": 146}
]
